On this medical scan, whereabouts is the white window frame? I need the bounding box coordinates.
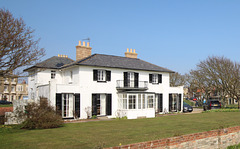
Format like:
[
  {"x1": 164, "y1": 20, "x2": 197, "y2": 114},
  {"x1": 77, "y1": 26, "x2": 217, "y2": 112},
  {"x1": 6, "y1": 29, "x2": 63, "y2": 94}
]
[
  {"x1": 152, "y1": 74, "x2": 158, "y2": 84},
  {"x1": 97, "y1": 70, "x2": 106, "y2": 81},
  {"x1": 128, "y1": 95, "x2": 136, "y2": 109},
  {"x1": 147, "y1": 95, "x2": 154, "y2": 108}
]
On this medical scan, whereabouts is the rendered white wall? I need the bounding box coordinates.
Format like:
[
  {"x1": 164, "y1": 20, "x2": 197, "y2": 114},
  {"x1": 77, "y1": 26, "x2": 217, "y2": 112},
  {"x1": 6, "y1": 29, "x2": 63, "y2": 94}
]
[{"x1": 28, "y1": 65, "x2": 183, "y2": 119}]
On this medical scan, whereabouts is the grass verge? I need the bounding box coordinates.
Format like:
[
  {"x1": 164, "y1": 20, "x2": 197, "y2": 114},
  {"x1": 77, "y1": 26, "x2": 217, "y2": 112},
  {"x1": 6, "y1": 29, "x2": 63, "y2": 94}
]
[
  {"x1": 0, "y1": 104, "x2": 13, "y2": 107},
  {"x1": 1, "y1": 112, "x2": 240, "y2": 148}
]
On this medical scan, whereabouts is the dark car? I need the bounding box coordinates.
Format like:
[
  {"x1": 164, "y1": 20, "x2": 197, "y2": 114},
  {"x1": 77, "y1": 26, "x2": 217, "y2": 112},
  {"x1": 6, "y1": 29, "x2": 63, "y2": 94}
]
[
  {"x1": 0, "y1": 100, "x2": 12, "y2": 105},
  {"x1": 183, "y1": 102, "x2": 193, "y2": 112},
  {"x1": 203, "y1": 100, "x2": 221, "y2": 111}
]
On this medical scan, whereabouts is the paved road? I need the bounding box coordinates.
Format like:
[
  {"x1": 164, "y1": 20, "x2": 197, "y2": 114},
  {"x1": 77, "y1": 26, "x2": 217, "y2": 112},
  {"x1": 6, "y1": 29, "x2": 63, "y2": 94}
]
[{"x1": 185, "y1": 107, "x2": 203, "y2": 114}]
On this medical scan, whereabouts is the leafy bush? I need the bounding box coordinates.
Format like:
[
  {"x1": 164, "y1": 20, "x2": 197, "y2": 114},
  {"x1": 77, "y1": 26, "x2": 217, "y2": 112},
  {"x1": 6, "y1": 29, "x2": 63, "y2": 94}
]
[
  {"x1": 92, "y1": 115, "x2": 97, "y2": 119},
  {"x1": 18, "y1": 98, "x2": 63, "y2": 129}
]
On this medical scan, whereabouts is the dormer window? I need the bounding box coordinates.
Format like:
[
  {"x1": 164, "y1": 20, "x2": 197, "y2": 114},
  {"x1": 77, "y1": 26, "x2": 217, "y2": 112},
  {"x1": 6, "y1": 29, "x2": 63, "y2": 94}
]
[
  {"x1": 93, "y1": 69, "x2": 111, "y2": 82},
  {"x1": 51, "y1": 70, "x2": 56, "y2": 79}
]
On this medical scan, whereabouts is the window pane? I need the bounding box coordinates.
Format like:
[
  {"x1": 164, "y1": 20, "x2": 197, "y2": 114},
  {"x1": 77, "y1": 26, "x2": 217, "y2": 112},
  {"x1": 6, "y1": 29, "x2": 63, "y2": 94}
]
[
  {"x1": 142, "y1": 94, "x2": 145, "y2": 109},
  {"x1": 138, "y1": 94, "x2": 141, "y2": 109},
  {"x1": 148, "y1": 95, "x2": 154, "y2": 108},
  {"x1": 129, "y1": 95, "x2": 136, "y2": 109}
]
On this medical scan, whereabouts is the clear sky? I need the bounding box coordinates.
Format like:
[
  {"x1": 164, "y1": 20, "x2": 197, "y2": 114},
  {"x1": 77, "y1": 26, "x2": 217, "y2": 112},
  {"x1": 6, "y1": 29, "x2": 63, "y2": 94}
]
[{"x1": 1, "y1": 0, "x2": 240, "y2": 74}]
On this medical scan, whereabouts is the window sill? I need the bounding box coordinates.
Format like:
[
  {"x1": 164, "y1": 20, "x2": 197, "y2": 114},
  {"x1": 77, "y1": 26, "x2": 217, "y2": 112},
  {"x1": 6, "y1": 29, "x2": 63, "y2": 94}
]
[{"x1": 97, "y1": 81, "x2": 107, "y2": 83}]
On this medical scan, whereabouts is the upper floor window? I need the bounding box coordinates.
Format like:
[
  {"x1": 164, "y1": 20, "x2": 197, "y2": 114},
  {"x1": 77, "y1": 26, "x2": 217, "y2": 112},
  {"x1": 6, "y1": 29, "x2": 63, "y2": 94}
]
[
  {"x1": 17, "y1": 85, "x2": 23, "y2": 91},
  {"x1": 4, "y1": 86, "x2": 8, "y2": 91},
  {"x1": 12, "y1": 78, "x2": 15, "y2": 82},
  {"x1": 149, "y1": 74, "x2": 162, "y2": 84},
  {"x1": 123, "y1": 72, "x2": 139, "y2": 88},
  {"x1": 11, "y1": 86, "x2": 15, "y2": 92},
  {"x1": 4, "y1": 78, "x2": 8, "y2": 82},
  {"x1": 93, "y1": 69, "x2": 111, "y2": 82},
  {"x1": 51, "y1": 70, "x2": 56, "y2": 79}
]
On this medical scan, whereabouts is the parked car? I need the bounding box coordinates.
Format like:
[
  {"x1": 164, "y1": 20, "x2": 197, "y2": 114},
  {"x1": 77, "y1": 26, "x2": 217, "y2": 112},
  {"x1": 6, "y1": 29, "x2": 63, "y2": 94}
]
[
  {"x1": 183, "y1": 102, "x2": 193, "y2": 112},
  {"x1": 203, "y1": 100, "x2": 221, "y2": 111},
  {"x1": 0, "y1": 100, "x2": 12, "y2": 105}
]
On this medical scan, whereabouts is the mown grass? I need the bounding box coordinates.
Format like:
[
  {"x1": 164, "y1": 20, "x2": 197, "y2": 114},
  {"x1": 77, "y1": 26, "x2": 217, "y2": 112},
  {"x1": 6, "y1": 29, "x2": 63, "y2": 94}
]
[
  {"x1": 1, "y1": 112, "x2": 240, "y2": 149},
  {"x1": 0, "y1": 104, "x2": 13, "y2": 107}
]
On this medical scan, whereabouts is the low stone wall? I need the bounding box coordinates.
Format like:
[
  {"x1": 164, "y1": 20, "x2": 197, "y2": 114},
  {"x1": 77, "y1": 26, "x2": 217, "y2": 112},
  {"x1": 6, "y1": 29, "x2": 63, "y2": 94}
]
[
  {"x1": 107, "y1": 126, "x2": 240, "y2": 149},
  {"x1": 0, "y1": 107, "x2": 13, "y2": 116}
]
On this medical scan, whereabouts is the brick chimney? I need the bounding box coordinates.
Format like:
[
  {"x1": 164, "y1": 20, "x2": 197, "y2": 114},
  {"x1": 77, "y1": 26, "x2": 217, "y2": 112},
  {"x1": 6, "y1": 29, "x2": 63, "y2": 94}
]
[
  {"x1": 76, "y1": 41, "x2": 92, "y2": 61},
  {"x1": 125, "y1": 48, "x2": 138, "y2": 58}
]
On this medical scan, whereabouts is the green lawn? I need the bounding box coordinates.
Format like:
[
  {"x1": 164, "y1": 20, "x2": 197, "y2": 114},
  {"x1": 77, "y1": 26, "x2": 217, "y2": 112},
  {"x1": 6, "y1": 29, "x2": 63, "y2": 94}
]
[
  {"x1": 0, "y1": 104, "x2": 13, "y2": 107},
  {"x1": 1, "y1": 112, "x2": 240, "y2": 149}
]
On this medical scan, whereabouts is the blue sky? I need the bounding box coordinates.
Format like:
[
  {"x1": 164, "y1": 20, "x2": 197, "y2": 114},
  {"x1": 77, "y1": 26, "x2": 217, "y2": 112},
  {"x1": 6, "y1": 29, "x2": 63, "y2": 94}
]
[{"x1": 1, "y1": 0, "x2": 240, "y2": 74}]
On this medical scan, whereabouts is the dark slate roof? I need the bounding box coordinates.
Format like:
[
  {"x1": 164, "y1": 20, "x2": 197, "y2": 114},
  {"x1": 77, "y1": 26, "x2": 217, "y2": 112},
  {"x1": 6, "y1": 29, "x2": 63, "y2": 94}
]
[
  {"x1": 63, "y1": 54, "x2": 174, "y2": 73},
  {"x1": 24, "y1": 56, "x2": 74, "y2": 71}
]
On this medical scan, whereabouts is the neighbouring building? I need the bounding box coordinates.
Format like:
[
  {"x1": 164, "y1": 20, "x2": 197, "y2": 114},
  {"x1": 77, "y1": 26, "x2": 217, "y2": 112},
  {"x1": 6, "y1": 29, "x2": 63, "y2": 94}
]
[
  {"x1": 24, "y1": 41, "x2": 183, "y2": 119},
  {"x1": 0, "y1": 74, "x2": 18, "y2": 101},
  {"x1": 16, "y1": 80, "x2": 28, "y2": 100}
]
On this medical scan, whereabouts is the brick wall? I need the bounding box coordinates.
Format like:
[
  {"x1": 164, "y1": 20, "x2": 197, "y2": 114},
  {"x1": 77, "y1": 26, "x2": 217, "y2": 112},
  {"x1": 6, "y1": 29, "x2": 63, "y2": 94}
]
[
  {"x1": 107, "y1": 126, "x2": 240, "y2": 149},
  {"x1": 0, "y1": 107, "x2": 13, "y2": 116}
]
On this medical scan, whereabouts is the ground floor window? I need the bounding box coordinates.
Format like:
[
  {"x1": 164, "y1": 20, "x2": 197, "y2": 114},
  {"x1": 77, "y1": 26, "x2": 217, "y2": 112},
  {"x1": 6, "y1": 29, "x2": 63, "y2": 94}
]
[
  {"x1": 128, "y1": 95, "x2": 136, "y2": 109},
  {"x1": 169, "y1": 93, "x2": 182, "y2": 112},
  {"x1": 118, "y1": 93, "x2": 156, "y2": 110},
  {"x1": 92, "y1": 94, "x2": 112, "y2": 116},
  {"x1": 56, "y1": 93, "x2": 80, "y2": 118}
]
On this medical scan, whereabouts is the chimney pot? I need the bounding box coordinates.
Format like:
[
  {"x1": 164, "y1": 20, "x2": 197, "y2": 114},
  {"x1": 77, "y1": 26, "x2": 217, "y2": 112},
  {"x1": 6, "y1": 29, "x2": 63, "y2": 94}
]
[
  {"x1": 125, "y1": 48, "x2": 138, "y2": 59},
  {"x1": 79, "y1": 41, "x2": 81, "y2": 46},
  {"x1": 76, "y1": 40, "x2": 92, "y2": 61}
]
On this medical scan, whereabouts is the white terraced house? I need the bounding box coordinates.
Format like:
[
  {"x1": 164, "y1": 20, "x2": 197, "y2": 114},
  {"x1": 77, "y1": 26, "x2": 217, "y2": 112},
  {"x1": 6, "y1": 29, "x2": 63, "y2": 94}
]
[{"x1": 24, "y1": 41, "x2": 183, "y2": 119}]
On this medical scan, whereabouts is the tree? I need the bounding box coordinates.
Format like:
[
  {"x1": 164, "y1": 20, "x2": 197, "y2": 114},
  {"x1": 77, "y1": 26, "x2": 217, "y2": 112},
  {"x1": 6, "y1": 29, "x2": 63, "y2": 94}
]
[
  {"x1": 191, "y1": 56, "x2": 240, "y2": 108},
  {"x1": 0, "y1": 8, "x2": 45, "y2": 76},
  {"x1": 170, "y1": 72, "x2": 186, "y2": 87}
]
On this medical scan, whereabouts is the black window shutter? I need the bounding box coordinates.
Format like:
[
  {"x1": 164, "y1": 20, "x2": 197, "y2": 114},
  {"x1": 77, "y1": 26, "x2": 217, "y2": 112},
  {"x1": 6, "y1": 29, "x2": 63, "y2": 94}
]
[
  {"x1": 134, "y1": 73, "x2": 139, "y2": 88},
  {"x1": 106, "y1": 70, "x2": 111, "y2": 81},
  {"x1": 56, "y1": 93, "x2": 62, "y2": 116},
  {"x1": 106, "y1": 94, "x2": 112, "y2": 115},
  {"x1": 149, "y1": 74, "x2": 152, "y2": 83},
  {"x1": 124, "y1": 72, "x2": 128, "y2": 87},
  {"x1": 157, "y1": 94, "x2": 163, "y2": 112},
  {"x1": 169, "y1": 94, "x2": 172, "y2": 112},
  {"x1": 158, "y1": 74, "x2": 162, "y2": 83},
  {"x1": 93, "y1": 70, "x2": 98, "y2": 81},
  {"x1": 92, "y1": 94, "x2": 98, "y2": 116},
  {"x1": 178, "y1": 94, "x2": 182, "y2": 111},
  {"x1": 75, "y1": 94, "x2": 80, "y2": 118}
]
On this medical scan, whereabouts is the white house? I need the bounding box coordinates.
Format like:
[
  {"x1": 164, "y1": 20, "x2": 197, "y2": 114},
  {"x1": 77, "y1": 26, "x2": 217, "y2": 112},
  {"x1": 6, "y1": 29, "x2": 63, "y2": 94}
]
[{"x1": 24, "y1": 41, "x2": 183, "y2": 119}]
